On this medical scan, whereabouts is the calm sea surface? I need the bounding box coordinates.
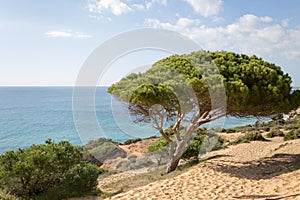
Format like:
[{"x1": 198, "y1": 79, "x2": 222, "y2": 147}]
[{"x1": 0, "y1": 87, "x2": 261, "y2": 154}]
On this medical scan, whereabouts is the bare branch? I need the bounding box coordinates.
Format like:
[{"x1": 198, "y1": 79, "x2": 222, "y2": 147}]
[
  {"x1": 191, "y1": 110, "x2": 201, "y2": 124},
  {"x1": 172, "y1": 113, "x2": 184, "y2": 143},
  {"x1": 172, "y1": 113, "x2": 184, "y2": 132},
  {"x1": 210, "y1": 107, "x2": 226, "y2": 117},
  {"x1": 209, "y1": 113, "x2": 226, "y2": 122},
  {"x1": 159, "y1": 128, "x2": 172, "y2": 143},
  {"x1": 200, "y1": 110, "x2": 209, "y2": 119}
]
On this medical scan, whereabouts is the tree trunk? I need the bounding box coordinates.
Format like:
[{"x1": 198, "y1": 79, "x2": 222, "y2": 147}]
[
  {"x1": 166, "y1": 141, "x2": 185, "y2": 173},
  {"x1": 166, "y1": 124, "x2": 198, "y2": 173},
  {"x1": 166, "y1": 157, "x2": 180, "y2": 173}
]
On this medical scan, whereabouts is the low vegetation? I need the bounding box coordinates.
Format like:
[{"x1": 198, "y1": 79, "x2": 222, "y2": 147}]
[
  {"x1": 229, "y1": 132, "x2": 268, "y2": 145},
  {"x1": 123, "y1": 138, "x2": 142, "y2": 145},
  {"x1": 0, "y1": 139, "x2": 105, "y2": 199},
  {"x1": 266, "y1": 129, "x2": 285, "y2": 138},
  {"x1": 284, "y1": 129, "x2": 300, "y2": 141},
  {"x1": 148, "y1": 127, "x2": 225, "y2": 160}
]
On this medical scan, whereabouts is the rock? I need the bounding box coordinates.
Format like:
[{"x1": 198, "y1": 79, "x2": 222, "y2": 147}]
[{"x1": 82, "y1": 138, "x2": 127, "y2": 163}]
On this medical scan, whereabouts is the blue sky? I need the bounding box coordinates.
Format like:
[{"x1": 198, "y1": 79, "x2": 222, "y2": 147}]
[{"x1": 1, "y1": 0, "x2": 300, "y2": 86}]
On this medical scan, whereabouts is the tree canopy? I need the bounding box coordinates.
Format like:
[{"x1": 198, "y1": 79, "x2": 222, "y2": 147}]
[{"x1": 109, "y1": 50, "x2": 298, "y2": 117}]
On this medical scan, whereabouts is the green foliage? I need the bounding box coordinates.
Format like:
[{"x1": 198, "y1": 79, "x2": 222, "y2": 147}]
[
  {"x1": 283, "y1": 118, "x2": 300, "y2": 130},
  {"x1": 230, "y1": 132, "x2": 268, "y2": 145},
  {"x1": 0, "y1": 140, "x2": 101, "y2": 198},
  {"x1": 109, "y1": 50, "x2": 299, "y2": 118},
  {"x1": 220, "y1": 125, "x2": 254, "y2": 134},
  {"x1": 266, "y1": 129, "x2": 284, "y2": 138},
  {"x1": 182, "y1": 134, "x2": 207, "y2": 159},
  {"x1": 148, "y1": 128, "x2": 224, "y2": 159},
  {"x1": 183, "y1": 132, "x2": 224, "y2": 159},
  {"x1": 59, "y1": 163, "x2": 101, "y2": 193},
  {"x1": 123, "y1": 138, "x2": 142, "y2": 145},
  {"x1": 148, "y1": 138, "x2": 168, "y2": 152},
  {"x1": 284, "y1": 129, "x2": 300, "y2": 141},
  {"x1": 291, "y1": 90, "x2": 300, "y2": 108}
]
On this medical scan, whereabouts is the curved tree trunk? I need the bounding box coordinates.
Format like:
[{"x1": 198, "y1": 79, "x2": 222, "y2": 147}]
[
  {"x1": 166, "y1": 123, "x2": 198, "y2": 173},
  {"x1": 166, "y1": 157, "x2": 180, "y2": 173}
]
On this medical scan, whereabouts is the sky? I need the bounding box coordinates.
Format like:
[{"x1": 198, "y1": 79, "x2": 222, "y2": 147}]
[{"x1": 0, "y1": 0, "x2": 300, "y2": 86}]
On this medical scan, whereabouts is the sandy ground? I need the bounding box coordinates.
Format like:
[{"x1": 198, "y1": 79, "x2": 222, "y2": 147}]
[
  {"x1": 105, "y1": 137, "x2": 300, "y2": 200},
  {"x1": 119, "y1": 138, "x2": 159, "y2": 156}
]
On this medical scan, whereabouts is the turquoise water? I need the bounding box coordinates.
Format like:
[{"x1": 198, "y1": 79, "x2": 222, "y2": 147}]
[{"x1": 0, "y1": 87, "x2": 261, "y2": 154}]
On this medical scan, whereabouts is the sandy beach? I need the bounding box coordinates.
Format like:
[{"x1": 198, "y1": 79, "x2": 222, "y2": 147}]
[{"x1": 104, "y1": 137, "x2": 300, "y2": 200}]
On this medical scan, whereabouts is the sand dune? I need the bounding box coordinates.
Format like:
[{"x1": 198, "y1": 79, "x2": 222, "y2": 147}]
[{"x1": 106, "y1": 138, "x2": 300, "y2": 200}]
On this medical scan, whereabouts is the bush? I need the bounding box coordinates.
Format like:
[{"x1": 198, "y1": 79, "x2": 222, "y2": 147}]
[
  {"x1": 182, "y1": 134, "x2": 207, "y2": 159},
  {"x1": 284, "y1": 130, "x2": 300, "y2": 141},
  {"x1": 230, "y1": 132, "x2": 268, "y2": 145},
  {"x1": 123, "y1": 138, "x2": 142, "y2": 145},
  {"x1": 183, "y1": 133, "x2": 224, "y2": 159},
  {"x1": 225, "y1": 128, "x2": 237, "y2": 133},
  {"x1": 60, "y1": 163, "x2": 101, "y2": 193},
  {"x1": 0, "y1": 140, "x2": 101, "y2": 198},
  {"x1": 266, "y1": 130, "x2": 284, "y2": 138},
  {"x1": 148, "y1": 138, "x2": 168, "y2": 152},
  {"x1": 148, "y1": 129, "x2": 224, "y2": 159}
]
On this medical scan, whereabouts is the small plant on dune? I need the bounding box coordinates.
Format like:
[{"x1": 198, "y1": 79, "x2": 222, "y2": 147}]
[
  {"x1": 123, "y1": 138, "x2": 142, "y2": 145},
  {"x1": 149, "y1": 128, "x2": 224, "y2": 160},
  {"x1": 284, "y1": 129, "x2": 300, "y2": 141},
  {"x1": 266, "y1": 129, "x2": 284, "y2": 138},
  {"x1": 148, "y1": 138, "x2": 169, "y2": 152},
  {"x1": 230, "y1": 132, "x2": 268, "y2": 145}
]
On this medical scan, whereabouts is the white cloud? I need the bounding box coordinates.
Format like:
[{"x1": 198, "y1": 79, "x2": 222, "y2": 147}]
[
  {"x1": 87, "y1": 0, "x2": 132, "y2": 16},
  {"x1": 132, "y1": 3, "x2": 145, "y2": 11},
  {"x1": 184, "y1": 0, "x2": 223, "y2": 17},
  {"x1": 45, "y1": 30, "x2": 92, "y2": 38},
  {"x1": 87, "y1": 0, "x2": 167, "y2": 18},
  {"x1": 145, "y1": 0, "x2": 167, "y2": 9},
  {"x1": 145, "y1": 14, "x2": 300, "y2": 60},
  {"x1": 146, "y1": 17, "x2": 201, "y2": 30},
  {"x1": 281, "y1": 19, "x2": 289, "y2": 27}
]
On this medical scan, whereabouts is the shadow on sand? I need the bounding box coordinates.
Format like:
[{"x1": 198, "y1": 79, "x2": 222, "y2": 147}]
[{"x1": 211, "y1": 153, "x2": 300, "y2": 180}]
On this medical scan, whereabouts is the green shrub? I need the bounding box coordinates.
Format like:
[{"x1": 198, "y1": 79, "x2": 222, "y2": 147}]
[
  {"x1": 225, "y1": 128, "x2": 237, "y2": 133},
  {"x1": 183, "y1": 133, "x2": 224, "y2": 159},
  {"x1": 284, "y1": 123, "x2": 300, "y2": 130},
  {"x1": 266, "y1": 130, "x2": 284, "y2": 138},
  {"x1": 148, "y1": 138, "x2": 168, "y2": 152},
  {"x1": 148, "y1": 129, "x2": 224, "y2": 159},
  {"x1": 123, "y1": 138, "x2": 142, "y2": 145},
  {"x1": 284, "y1": 130, "x2": 300, "y2": 141},
  {"x1": 230, "y1": 132, "x2": 268, "y2": 145},
  {"x1": 0, "y1": 140, "x2": 101, "y2": 198},
  {"x1": 182, "y1": 134, "x2": 207, "y2": 159},
  {"x1": 60, "y1": 163, "x2": 101, "y2": 193}
]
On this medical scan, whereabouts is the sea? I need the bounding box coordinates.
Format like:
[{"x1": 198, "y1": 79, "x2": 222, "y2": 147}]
[{"x1": 0, "y1": 87, "x2": 263, "y2": 154}]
